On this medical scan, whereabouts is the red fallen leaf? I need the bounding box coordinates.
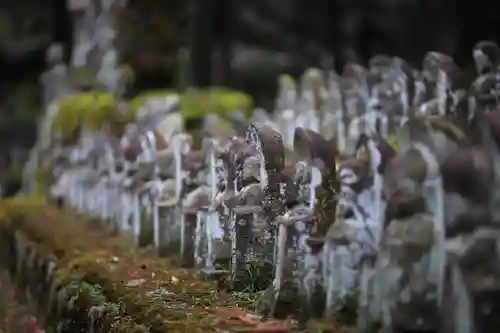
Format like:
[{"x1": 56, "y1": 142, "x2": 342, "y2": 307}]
[
  {"x1": 43, "y1": 207, "x2": 59, "y2": 219},
  {"x1": 199, "y1": 312, "x2": 209, "y2": 315},
  {"x1": 128, "y1": 273, "x2": 139, "y2": 279},
  {"x1": 215, "y1": 309, "x2": 267, "y2": 327},
  {"x1": 236, "y1": 322, "x2": 291, "y2": 332},
  {"x1": 220, "y1": 318, "x2": 254, "y2": 326},
  {"x1": 93, "y1": 249, "x2": 110, "y2": 257},
  {"x1": 29, "y1": 320, "x2": 41, "y2": 331},
  {"x1": 216, "y1": 309, "x2": 250, "y2": 319},
  {"x1": 217, "y1": 315, "x2": 256, "y2": 326}
]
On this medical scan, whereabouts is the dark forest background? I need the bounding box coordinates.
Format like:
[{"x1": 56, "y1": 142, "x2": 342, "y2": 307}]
[{"x1": 0, "y1": 0, "x2": 499, "y2": 156}]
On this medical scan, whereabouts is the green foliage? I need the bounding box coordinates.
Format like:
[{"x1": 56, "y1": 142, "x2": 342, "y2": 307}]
[
  {"x1": 66, "y1": 281, "x2": 107, "y2": 306},
  {"x1": 232, "y1": 261, "x2": 274, "y2": 294}
]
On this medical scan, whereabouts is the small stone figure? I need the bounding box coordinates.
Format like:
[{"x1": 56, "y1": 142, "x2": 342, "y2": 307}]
[
  {"x1": 40, "y1": 43, "x2": 69, "y2": 107},
  {"x1": 97, "y1": 45, "x2": 121, "y2": 95}
]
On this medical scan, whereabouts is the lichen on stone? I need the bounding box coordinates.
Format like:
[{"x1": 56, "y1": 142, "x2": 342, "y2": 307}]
[
  {"x1": 53, "y1": 92, "x2": 132, "y2": 137},
  {"x1": 50, "y1": 88, "x2": 253, "y2": 144}
]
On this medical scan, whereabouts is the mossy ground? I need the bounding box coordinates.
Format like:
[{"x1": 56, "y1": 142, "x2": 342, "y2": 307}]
[
  {"x1": 0, "y1": 200, "x2": 268, "y2": 332},
  {"x1": 0, "y1": 198, "x2": 358, "y2": 333}
]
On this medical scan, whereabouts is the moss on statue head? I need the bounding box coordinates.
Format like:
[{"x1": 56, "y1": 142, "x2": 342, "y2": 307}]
[
  {"x1": 130, "y1": 88, "x2": 254, "y2": 121},
  {"x1": 53, "y1": 92, "x2": 119, "y2": 134},
  {"x1": 50, "y1": 87, "x2": 253, "y2": 142},
  {"x1": 51, "y1": 90, "x2": 138, "y2": 140}
]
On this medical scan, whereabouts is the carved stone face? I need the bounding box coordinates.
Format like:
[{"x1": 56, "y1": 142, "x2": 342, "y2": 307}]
[
  {"x1": 423, "y1": 51, "x2": 454, "y2": 84},
  {"x1": 347, "y1": 116, "x2": 370, "y2": 144},
  {"x1": 345, "y1": 97, "x2": 365, "y2": 119},
  {"x1": 158, "y1": 179, "x2": 177, "y2": 201},
  {"x1": 455, "y1": 228, "x2": 500, "y2": 289},
  {"x1": 183, "y1": 186, "x2": 211, "y2": 210},
  {"x1": 237, "y1": 183, "x2": 262, "y2": 206},
  {"x1": 382, "y1": 150, "x2": 430, "y2": 223},
  {"x1": 338, "y1": 157, "x2": 370, "y2": 191},
  {"x1": 374, "y1": 84, "x2": 397, "y2": 101},
  {"x1": 182, "y1": 151, "x2": 207, "y2": 185},
  {"x1": 293, "y1": 161, "x2": 309, "y2": 185},
  {"x1": 278, "y1": 74, "x2": 297, "y2": 99},
  {"x1": 46, "y1": 43, "x2": 64, "y2": 65},
  {"x1": 241, "y1": 155, "x2": 261, "y2": 181},
  {"x1": 301, "y1": 68, "x2": 325, "y2": 105},
  {"x1": 474, "y1": 49, "x2": 491, "y2": 75},
  {"x1": 369, "y1": 54, "x2": 393, "y2": 77},
  {"x1": 120, "y1": 125, "x2": 141, "y2": 162},
  {"x1": 473, "y1": 41, "x2": 500, "y2": 75},
  {"x1": 183, "y1": 151, "x2": 205, "y2": 172},
  {"x1": 172, "y1": 134, "x2": 192, "y2": 154}
]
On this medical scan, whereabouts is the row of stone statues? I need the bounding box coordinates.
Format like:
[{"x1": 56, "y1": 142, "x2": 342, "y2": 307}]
[{"x1": 24, "y1": 40, "x2": 500, "y2": 332}]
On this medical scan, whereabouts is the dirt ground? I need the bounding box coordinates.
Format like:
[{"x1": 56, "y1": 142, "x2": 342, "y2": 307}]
[{"x1": 0, "y1": 271, "x2": 44, "y2": 333}]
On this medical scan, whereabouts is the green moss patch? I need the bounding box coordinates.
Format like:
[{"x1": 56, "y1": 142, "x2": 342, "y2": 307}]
[
  {"x1": 51, "y1": 87, "x2": 253, "y2": 139},
  {"x1": 53, "y1": 92, "x2": 129, "y2": 137}
]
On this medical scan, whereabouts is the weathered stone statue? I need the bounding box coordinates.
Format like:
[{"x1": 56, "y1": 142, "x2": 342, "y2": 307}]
[
  {"x1": 97, "y1": 44, "x2": 121, "y2": 94},
  {"x1": 40, "y1": 43, "x2": 69, "y2": 107},
  {"x1": 22, "y1": 44, "x2": 69, "y2": 195}
]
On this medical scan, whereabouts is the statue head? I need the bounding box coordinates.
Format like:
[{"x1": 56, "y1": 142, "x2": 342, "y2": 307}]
[{"x1": 46, "y1": 44, "x2": 64, "y2": 66}]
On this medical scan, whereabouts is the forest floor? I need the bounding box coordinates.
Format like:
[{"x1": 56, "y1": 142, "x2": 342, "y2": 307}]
[
  {"x1": 0, "y1": 201, "x2": 356, "y2": 333},
  {"x1": 0, "y1": 270, "x2": 45, "y2": 333}
]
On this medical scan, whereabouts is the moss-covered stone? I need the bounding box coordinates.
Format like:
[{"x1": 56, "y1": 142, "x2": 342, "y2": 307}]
[
  {"x1": 0, "y1": 199, "x2": 249, "y2": 333},
  {"x1": 53, "y1": 92, "x2": 125, "y2": 136},
  {"x1": 315, "y1": 168, "x2": 339, "y2": 236},
  {"x1": 50, "y1": 87, "x2": 253, "y2": 139},
  {"x1": 129, "y1": 87, "x2": 253, "y2": 119}
]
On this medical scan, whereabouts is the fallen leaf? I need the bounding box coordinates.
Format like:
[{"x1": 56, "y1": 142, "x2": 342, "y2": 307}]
[
  {"x1": 29, "y1": 319, "x2": 41, "y2": 331},
  {"x1": 237, "y1": 322, "x2": 291, "y2": 332},
  {"x1": 125, "y1": 278, "x2": 146, "y2": 287}
]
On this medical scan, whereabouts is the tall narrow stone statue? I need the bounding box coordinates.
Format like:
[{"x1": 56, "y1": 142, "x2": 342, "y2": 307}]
[
  {"x1": 97, "y1": 45, "x2": 120, "y2": 94},
  {"x1": 40, "y1": 44, "x2": 69, "y2": 107}
]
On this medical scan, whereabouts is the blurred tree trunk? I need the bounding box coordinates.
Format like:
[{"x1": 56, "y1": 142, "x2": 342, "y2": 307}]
[
  {"x1": 213, "y1": 0, "x2": 233, "y2": 86},
  {"x1": 189, "y1": 0, "x2": 213, "y2": 87},
  {"x1": 115, "y1": 0, "x2": 179, "y2": 90},
  {"x1": 336, "y1": 0, "x2": 364, "y2": 66}
]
